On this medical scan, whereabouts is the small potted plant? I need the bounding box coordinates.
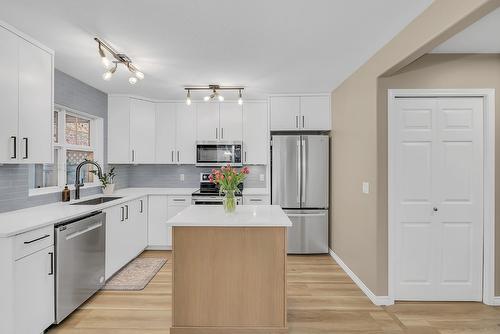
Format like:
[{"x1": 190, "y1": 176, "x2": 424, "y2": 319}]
[
  {"x1": 209, "y1": 165, "x2": 249, "y2": 213},
  {"x1": 91, "y1": 167, "x2": 117, "y2": 195}
]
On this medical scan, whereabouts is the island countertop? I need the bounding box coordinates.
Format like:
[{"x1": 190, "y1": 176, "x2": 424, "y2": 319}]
[{"x1": 166, "y1": 205, "x2": 292, "y2": 227}]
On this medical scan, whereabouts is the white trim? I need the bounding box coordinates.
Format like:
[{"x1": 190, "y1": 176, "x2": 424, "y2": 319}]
[
  {"x1": 146, "y1": 245, "x2": 172, "y2": 251},
  {"x1": 388, "y1": 89, "x2": 496, "y2": 304},
  {"x1": 329, "y1": 249, "x2": 394, "y2": 306},
  {"x1": 0, "y1": 19, "x2": 54, "y2": 55},
  {"x1": 491, "y1": 297, "x2": 500, "y2": 306}
]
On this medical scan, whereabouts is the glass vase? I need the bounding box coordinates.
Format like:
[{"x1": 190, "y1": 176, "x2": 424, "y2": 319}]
[{"x1": 223, "y1": 190, "x2": 237, "y2": 214}]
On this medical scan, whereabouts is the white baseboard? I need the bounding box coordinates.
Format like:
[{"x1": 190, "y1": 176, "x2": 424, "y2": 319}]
[
  {"x1": 488, "y1": 297, "x2": 500, "y2": 306},
  {"x1": 329, "y1": 249, "x2": 394, "y2": 306},
  {"x1": 146, "y1": 245, "x2": 172, "y2": 251}
]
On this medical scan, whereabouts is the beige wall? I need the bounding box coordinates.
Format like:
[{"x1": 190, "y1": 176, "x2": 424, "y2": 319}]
[
  {"x1": 331, "y1": 0, "x2": 500, "y2": 296},
  {"x1": 378, "y1": 53, "x2": 500, "y2": 295}
]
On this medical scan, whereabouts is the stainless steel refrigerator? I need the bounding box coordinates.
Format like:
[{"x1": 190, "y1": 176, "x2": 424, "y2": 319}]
[{"x1": 271, "y1": 135, "x2": 329, "y2": 254}]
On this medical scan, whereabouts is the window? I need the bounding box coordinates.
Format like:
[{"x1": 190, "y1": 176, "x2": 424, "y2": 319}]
[{"x1": 29, "y1": 106, "x2": 103, "y2": 195}]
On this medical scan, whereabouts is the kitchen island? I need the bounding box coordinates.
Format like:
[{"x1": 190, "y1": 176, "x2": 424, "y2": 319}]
[{"x1": 166, "y1": 205, "x2": 292, "y2": 334}]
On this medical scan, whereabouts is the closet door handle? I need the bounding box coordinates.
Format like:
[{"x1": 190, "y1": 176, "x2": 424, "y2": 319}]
[
  {"x1": 22, "y1": 137, "x2": 28, "y2": 159},
  {"x1": 10, "y1": 136, "x2": 16, "y2": 159},
  {"x1": 48, "y1": 252, "x2": 54, "y2": 276}
]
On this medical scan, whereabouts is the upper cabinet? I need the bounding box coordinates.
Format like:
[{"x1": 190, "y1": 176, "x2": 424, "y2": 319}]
[
  {"x1": 197, "y1": 102, "x2": 242, "y2": 141},
  {"x1": 0, "y1": 25, "x2": 54, "y2": 164},
  {"x1": 156, "y1": 103, "x2": 196, "y2": 164},
  {"x1": 270, "y1": 95, "x2": 330, "y2": 131},
  {"x1": 243, "y1": 102, "x2": 268, "y2": 165},
  {"x1": 108, "y1": 97, "x2": 156, "y2": 164}
]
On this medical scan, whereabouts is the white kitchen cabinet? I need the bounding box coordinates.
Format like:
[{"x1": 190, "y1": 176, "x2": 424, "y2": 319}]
[
  {"x1": 270, "y1": 95, "x2": 331, "y2": 131},
  {"x1": 270, "y1": 96, "x2": 300, "y2": 130},
  {"x1": 156, "y1": 103, "x2": 197, "y2": 164},
  {"x1": 219, "y1": 102, "x2": 243, "y2": 141},
  {"x1": 197, "y1": 102, "x2": 242, "y2": 142},
  {"x1": 128, "y1": 196, "x2": 148, "y2": 256},
  {"x1": 130, "y1": 99, "x2": 156, "y2": 163},
  {"x1": 14, "y1": 245, "x2": 54, "y2": 334},
  {"x1": 300, "y1": 96, "x2": 331, "y2": 130},
  {"x1": 243, "y1": 194, "x2": 270, "y2": 205},
  {"x1": 108, "y1": 96, "x2": 131, "y2": 163},
  {"x1": 0, "y1": 24, "x2": 54, "y2": 164},
  {"x1": 156, "y1": 103, "x2": 177, "y2": 163},
  {"x1": 197, "y1": 102, "x2": 220, "y2": 141},
  {"x1": 243, "y1": 102, "x2": 268, "y2": 164}
]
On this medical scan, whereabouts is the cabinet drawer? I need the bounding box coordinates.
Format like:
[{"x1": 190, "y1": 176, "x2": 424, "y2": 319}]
[
  {"x1": 168, "y1": 196, "x2": 191, "y2": 206},
  {"x1": 14, "y1": 225, "x2": 54, "y2": 260},
  {"x1": 243, "y1": 195, "x2": 270, "y2": 205}
]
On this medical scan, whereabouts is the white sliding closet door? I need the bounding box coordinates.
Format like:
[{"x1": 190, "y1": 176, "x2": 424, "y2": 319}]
[{"x1": 393, "y1": 97, "x2": 483, "y2": 301}]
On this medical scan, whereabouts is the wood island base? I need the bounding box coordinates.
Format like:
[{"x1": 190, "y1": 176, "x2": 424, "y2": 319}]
[{"x1": 171, "y1": 226, "x2": 288, "y2": 334}]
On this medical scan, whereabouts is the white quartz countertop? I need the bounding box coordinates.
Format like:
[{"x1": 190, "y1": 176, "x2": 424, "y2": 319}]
[
  {"x1": 0, "y1": 187, "x2": 197, "y2": 238},
  {"x1": 166, "y1": 205, "x2": 291, "y2": 227}
]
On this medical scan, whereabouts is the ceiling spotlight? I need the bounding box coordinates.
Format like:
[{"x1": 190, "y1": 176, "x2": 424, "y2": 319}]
[
  {"x1": 238, "y1": 89, "x2": 243, "y2": 105},
  {"x1": 186, "y1": 90, "x2": 192, "y2": 106},
  {"x1": 102, "y1": 63, "x2": 117, "y2": 81},
  {"x1": 98, "y1": 44, "x2": 111, "y2": 68},
  {"x1": 203, "y1": 95, "x2": 210, "y2": 102},
  {"x1": 129, "y1": 76, "x2": 138, "y2": 85},
  {"x1": 217, "y1": 94, "x2": 224, "y2": 102},
  {"x1": 135, "y1": 71, "x2": 144, "y2": 80}
]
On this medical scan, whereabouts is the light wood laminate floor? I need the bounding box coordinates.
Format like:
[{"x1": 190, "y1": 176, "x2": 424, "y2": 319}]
[{"x1": 48, "y1": 250, "x2": 500, "y2": 334}]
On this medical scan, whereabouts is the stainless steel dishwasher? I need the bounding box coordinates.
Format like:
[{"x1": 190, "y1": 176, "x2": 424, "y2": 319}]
[{"x1": 55, "y1": 211, "x2": 106, "y2": 324}]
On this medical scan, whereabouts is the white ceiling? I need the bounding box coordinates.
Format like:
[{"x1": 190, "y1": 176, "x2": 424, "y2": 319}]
[
  {"x1": 433, "y1": 7, "x2": 500, "y2": 53},
  {"x1": 0, "y1": 0, "x2": 432, "y2": 100}
]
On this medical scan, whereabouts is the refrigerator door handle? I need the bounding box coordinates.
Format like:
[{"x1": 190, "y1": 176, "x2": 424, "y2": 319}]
[
  {"x1": 296, "y1": 139, "x2": 301, "y2": 204},
  {"x1": 301, "y1": 138, "x2": 306, "y2": 205}
]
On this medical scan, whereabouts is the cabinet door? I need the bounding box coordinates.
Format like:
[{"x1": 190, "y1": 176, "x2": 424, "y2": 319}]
[
  {"x1": 130, "y1": 99, "x2": 156, "y2": 163},
  {"x1": 300, "y1": 96, "x2": 331, "y2": 130},
  {"x1": 270, "y1": 96, "x2": 300, "y2": 131},
  {"x1": 104, "y1": 204, "x2": 127, "y2": 280},
  {"x1": 148, "y1": 195, "x2": 169, "y2": 247},
  {"x1": 129, "y1": 197, "x2": 148, "y2": 255},
  {"x1": 15, "y1": 245, "x2": 54, "y2": 334},
  {"x1": 243, "y1": 195, "x2": 270, "y2": 205},
  {"x1": 196, "y1": 102, "x2": 220, "y2": 141},
  {"x1": 219, "y1": 102, "x2": 243, "y2": 141},
  {"x1": 156, "y1": 103, "x2": 177, "y2": 163},
  {"x1": 108, "y1": 96, "x2": 131, "y2": 163},
  {"x1": 18, "y1": 38, "x2": 53, "y2": 163},
  {"x1": 243, "y1": 102, "x2": 268, "y2": 164},
  {"x1": 176, "y1": 103, "x2": 197, "y2": 164},
  {"x1": 0, "y1": 27, "x2": 19, "y2": 163}
]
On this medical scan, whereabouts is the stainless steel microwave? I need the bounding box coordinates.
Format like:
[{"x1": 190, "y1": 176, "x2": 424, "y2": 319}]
[{"x1": 196, "y1": 141, "x2": 243, "y2": 167}]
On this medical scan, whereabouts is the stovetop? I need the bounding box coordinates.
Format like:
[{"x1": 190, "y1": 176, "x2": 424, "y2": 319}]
[{"x1": 192, "y1": 172, "x2": 244, "y2": 197}]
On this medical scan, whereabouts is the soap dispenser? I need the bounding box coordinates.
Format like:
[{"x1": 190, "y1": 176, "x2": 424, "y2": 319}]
[{"x1": 62, "y1": 185, "x2": 71, "y2": 202}]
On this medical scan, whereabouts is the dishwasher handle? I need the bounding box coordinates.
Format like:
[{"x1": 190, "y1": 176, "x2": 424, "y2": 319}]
[{"x1": 65, "y1": 222, "x2": 103, "y2": 241}]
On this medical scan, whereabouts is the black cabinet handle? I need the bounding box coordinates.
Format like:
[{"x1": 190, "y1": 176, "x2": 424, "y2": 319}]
[
  {"x1": 121, "y1": 206, "x2": 125, "y2": 221},
  {"x1": 48, "y1": 252, "x2": 54, "y2": 275},
  {"x1": 132, "y1": 150, "x2": 135, "y2": 162},
  {"x1": 125, "y1": 205, "x2": 129, "y2": 220},
  {"x1": 10, "y1": 136, "x2": 16, "y2": 159},
  {"x1": 22, "y1": 137, "x2": 28, "y2": 159},
  {"x1": 221, "y1": 128, "x2": 224, "y2": 139},
  {"x1": 302, "y1": 115, "x2": 305, "y2": 128},
  {"x1": 24, "y1": 234, "x2": 50, "y2": 244},
  {"x1": 295, "y1": 116, "x2": 299, "y2": 128},
  {"x1": 177, "y1": 151, "x2": 180, "y2": 162},
  {"x1": 140, "y1": 200, "x2": 143, "y2": 213},
  {"x1": 171, "y1": 150, "x2": 174, "y2": 162}
]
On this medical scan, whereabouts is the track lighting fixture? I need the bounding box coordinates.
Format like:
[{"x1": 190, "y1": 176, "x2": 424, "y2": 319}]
[
  {"x1": 95, "y1": 37, "x2": 145, "y2": 85},
  {"x1": 185, "y1": 85, "x2": 244, "y2": 104}
]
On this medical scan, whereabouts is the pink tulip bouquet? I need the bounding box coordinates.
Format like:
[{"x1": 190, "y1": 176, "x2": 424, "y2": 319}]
[{"x1": 209, "y1": 165, "x2": 250, "y2": 213}]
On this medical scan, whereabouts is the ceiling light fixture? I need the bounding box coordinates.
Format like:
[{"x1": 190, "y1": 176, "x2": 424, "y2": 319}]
[
  {"x1": 184, "y1": 85, "x2": 244, "y2": 103},
  {"x1": 95, "y1": 37, "x2": 145, "y2": 85}
]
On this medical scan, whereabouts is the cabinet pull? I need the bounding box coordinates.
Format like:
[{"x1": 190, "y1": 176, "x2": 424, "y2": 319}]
[
  {"x1": 215, "y1": 128, "x2": 218, "y2": 139},
  {"x1": 173, "y1": 198, "x2": 186, "y2": 202},
  {"x1": 140, "y1": 200, "x2": 143, "y2": 213},
  {"x1": 121, "y1": 206, "x2": 125, "y2": 221},
  {"x1": 250, "y1": 199, "x2": 262, "y2": 202},
  {"x1": 10, "y1": 136, "x2": 16, "y2": 159},
  {"x1": 125, "y1": 205, "x2": 129, "y2": 220},
  {"x1": 244, "y1": 151, "x2": 247, "y2": 163},
  {"x1": 295, "y1": 116, "x2": 299, "y2": 128},
  {"x1": 177, "y1": 151, "x2": 180, "y2": 162},
  {"x1": 132, "y1": 150, "x2": 135, "y2": 162},
  {"x1": 221, "y1": 127, "x2": 224, "y2": 139},
  {"x1": 24, "y1": 234, "x2": 50, "y2": 244},
  {"x1": 302, "y1": 115, "x2": 305, "y2": 128},
  {"x1": 171, "y1": 150, "x2": 174, "y2": 162},
  {"x1": 22, "y1": 137, "x2": 28, "y2": 159},
  {"x1": 48, "y1": 252, "x2": 54, "y2": 275}
]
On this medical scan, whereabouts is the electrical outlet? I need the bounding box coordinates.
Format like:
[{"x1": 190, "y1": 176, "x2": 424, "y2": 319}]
[
  {"x1": 259, "y1": 174, "x2": 265, "y2": 182},
  {"x1": 362, "y1": 182, "x2": 370, "y2": 194},
  {"x1": 180, "y1": 174, "x2": 185, "y2": 181}
]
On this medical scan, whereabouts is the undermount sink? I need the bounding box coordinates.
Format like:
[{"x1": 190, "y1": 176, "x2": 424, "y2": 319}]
[{"x1": 70, "y1": 196, "x2": 123, "y2": 206}]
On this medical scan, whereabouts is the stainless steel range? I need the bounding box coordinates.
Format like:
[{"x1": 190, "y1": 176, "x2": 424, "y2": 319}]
[{"x1": 191, "y1": 172, "x2": 243, "y2": 205}]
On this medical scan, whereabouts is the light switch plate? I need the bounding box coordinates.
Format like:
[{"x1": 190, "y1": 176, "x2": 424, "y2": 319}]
[
  {"x1": 362, "y1": 182, "x2": 370, "y2": 194},
  {"x1": 259, "y1": 174, "x2": 265, "y2": 182},
  {"x1": 180, "y1": 174, "x2": 185, "y2": 181}
]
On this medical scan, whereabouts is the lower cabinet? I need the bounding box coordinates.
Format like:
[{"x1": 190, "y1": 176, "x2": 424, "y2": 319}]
[
  {"x1": 105, "y1": 197, "x2": 148, "y2": 280},
  {"x1": 243, "y1": 194, "x2": 270, "y2": 205},
  {"x1": 14, "y1": 245, "x2": 54, "y2": 334},
  {"x1": 148, "y1": 195, "x2": 191, "y2": 249}
]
